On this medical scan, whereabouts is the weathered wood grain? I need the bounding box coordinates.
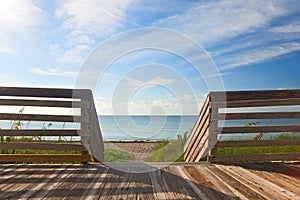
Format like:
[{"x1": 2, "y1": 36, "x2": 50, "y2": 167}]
[
  {"x1": 215, "y1": 139, "x2": 300, "y2": 148},
  {"x1": 0, "y1": 113, "x2": 79, "y2": 122},
  {"x1": 0, "y1": 87, "x2": 104, "y2": 164},
  {"x1": 208, "y1": 153, "x2": 300, "y2": 162},
  {"x1": 211, "y1": 90, "x2": 300, "y2": 101},
  {"x1": 0, "y1": 154, "x2": 90, "y2": 162},
  {"x1": 0, "y1": 87, "x2": 89, "y2": 98},
  {"x1": 219, "y1": 125, "x2": 300, "y2": 134},
  {"x1": 0, "y1": 130, "x2": 80, "y2": 136},
  {"x1": 213, "y1": 112, "x2": 300, "y2": 120},
  {"x1": 184, "y1": 95, "x2": 210, "y2": 152},
  {"x1": 0, "y1": 99, "x2": 83, "y2": 108},
  {"x1": 0, "y1": 142, "x2": 85, "y2": 151},
  {"x1": 0, "y1": 163, "x2": 300, "y2": 199},
  {"x1": 213, "y1": 98, "x2": 300, "y2": 108}
]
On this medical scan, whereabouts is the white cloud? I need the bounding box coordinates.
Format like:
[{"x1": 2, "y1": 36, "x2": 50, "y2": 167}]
[
  {"x1": 0, "y1": 0, "x2": 43, "y2": 31},
  {"x1": 129, "y1": 100, "x2": 149, "y2": 107},
  {"x1": 152, "y1": 99, "x2": 172, "y2": 107},
  {"x1": 49, "y1": 43, "x2": 91, "y2": 66},
  {"x1": 66, "y1": 31, "x2": 95, "y2": 46},
  {"x1": 31, "y1": 67, "x2": 77, "y2": 77},
  {"x1": 0, "y1": 47, "x2": 15, "y2": 54},
  {"x1": 56, "y1": 0, "x2": 132, "y2": 37},
  {"x1": 0, "y1": 0, "x2": 44, "y2": 55},
  {"x1": 52, "y1": 0, "x2": 133, "y2": 68}
]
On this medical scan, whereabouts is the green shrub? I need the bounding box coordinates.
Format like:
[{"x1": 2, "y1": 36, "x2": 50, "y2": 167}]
[{"x1": 104, "y1": 149, "x2": 134, "y2": 162}]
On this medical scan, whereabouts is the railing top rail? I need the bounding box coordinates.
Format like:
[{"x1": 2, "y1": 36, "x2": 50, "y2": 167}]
[
  {"x1": 210, "y1": 89, "x2": 300, "y2": 102},
  {"x1": 0, "y1": 86, "x2": 91, "y2": 99}
]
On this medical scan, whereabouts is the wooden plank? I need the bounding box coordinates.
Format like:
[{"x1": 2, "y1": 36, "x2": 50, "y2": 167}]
[
  {"x1": 0, "y1": 113, "x2": 80, "y2": 122},
  {"x1": 0, "y1": 130, "x2": 80, "y2": 136},
  {"x1": 208, "y1": 153, "x2": 300, "y2": 163},
  {"x1": 0, "y1": 142, "x2": 85, "y2": 151},
  {"x1": 0, "y1": 87, "x2": 91, "y2": 98},
  {"x1": 0, "y1": 154, "x2": 90, "y2": 162},
  {"x1": 215, "y1": 139, "x2": 300, "y2": 148},
  {"x1": 0, "y1": 99, "x2": 83, "y2": 108},
  {"x1": 213, "y1": 98, "x2": 300, "y2": 108},
  {"x1": 211, "y1": 90, "x2": 300, "y2": 102},
  {"x1": 213, "y1": 112, "x2": 300, "y2": 120},
  {"x1": 219, "y1": 126, "x2": 300, "y2": 134}
]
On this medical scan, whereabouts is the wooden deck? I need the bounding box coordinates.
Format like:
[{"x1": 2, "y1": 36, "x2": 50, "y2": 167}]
[{"x1": 1, "y1": 162, "x2": 300, "y2": 199}]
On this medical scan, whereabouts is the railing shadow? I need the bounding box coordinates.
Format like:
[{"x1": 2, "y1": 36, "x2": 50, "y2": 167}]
[{"x1": 0, "y1": 163, "x2": 238, "y2": 199}]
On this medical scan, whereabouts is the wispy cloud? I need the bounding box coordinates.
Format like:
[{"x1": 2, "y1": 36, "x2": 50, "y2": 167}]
[
  {"x1": 31, "y1": 67, "x2": 77, "y2": 77},
  {"x1": 270, "y1": 20, "x2": 300, "y2": 33},
  {"x1": 219, "y1": 42, "x2": 300, "y2": 70},
  {"x1": 51, "y1": 0, "x2": 133, "y2": 68},
  {"x1": 153, "y1": 0, "x2": 300, "y2": 71},
  {"x1": 154, "y1": 0, "x2": 288, "y2": 46}
]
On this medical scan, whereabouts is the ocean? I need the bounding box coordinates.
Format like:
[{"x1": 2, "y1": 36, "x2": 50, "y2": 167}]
[{"x1": 99, "y1": 115, "x2": 197, "y2": 141}]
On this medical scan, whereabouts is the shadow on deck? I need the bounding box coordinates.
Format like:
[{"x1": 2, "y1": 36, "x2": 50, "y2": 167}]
[{"x1": 1, "y1": 162, "x2": 300, "y2": 199}]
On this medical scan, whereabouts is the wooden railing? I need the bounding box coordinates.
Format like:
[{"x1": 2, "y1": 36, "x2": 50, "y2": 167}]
[
  {"x1": 0, "y1": 87, "x2": 104, "y2": 163},
  {"x1": 184, "y1": 89, "x2": 300, "y2": 163},
  {"x1": 184, "y1": 95, "x2": 212, "y2": 162}
]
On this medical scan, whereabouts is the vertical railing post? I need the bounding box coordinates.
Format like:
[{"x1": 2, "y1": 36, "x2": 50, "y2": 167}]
[
  {"x1": 207, "y1": 93, "x2": 221, "y2": 161},
  {"x1": 77, "y1": 90, "x2": 92, "y2": 163}
]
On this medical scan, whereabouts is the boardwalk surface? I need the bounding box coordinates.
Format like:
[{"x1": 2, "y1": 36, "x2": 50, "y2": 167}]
[{"x1": 0, "y1": 162, "x2": 300, "y2": 199}]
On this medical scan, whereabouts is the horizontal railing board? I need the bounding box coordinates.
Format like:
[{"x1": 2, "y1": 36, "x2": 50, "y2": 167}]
[
  {"x1": 0, "y1": 130, "x2": 80, "y2": 136},
  {"x1": 215, "y1": 139, "x2": 300, "y2": 148},
  {"x1": 0, "y1": 113, "x2": 81, "y2": 122},
  {"x1": 0, "y1": 99, "x2": 83, "y2": 108},
  {"x1": 0, "y1": 87, "x2": 91, "y2": 99},
  {"x1": 211, "y1": 90, "x2": 300, "y2": 102},
  {"x1": 213, "y1": 112, "x2": 300, "y2": 120},
  {"x1": 0, "y1": 142, "x2": 85, "y2": 151},
  {"x1": 0, "y1": 154, "x2": 90, "y2": 163},
  {"x1": 218, "y1": 126, "x2": 300, "y2": 134},
  {"x1": 208, "y1": 153, "x2": 300, "y2": 163},
  {"x1": 213, "y1": 98, "x2": 300, "y2": 108}
]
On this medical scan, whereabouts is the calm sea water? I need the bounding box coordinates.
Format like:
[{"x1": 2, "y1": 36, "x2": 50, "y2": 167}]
[{"x1": 99, "y1": 115, "x2": 197, "y2": 141}]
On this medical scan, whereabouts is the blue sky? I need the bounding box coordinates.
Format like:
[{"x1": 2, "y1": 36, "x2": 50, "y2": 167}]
[{"x1": 0, "y1": 0, "x2": 300, "y2": 115}]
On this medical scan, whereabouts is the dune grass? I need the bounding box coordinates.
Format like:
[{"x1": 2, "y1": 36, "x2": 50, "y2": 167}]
[
  {"x1": 104, "y1": 149, "x2": 134, "y2": 162},
  {"x1": 144, "y1": 132, "x2": 188, "y2": 162}
]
